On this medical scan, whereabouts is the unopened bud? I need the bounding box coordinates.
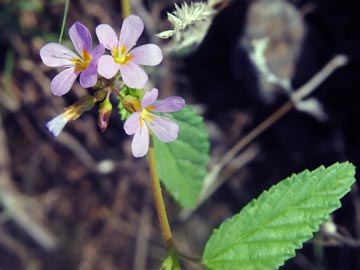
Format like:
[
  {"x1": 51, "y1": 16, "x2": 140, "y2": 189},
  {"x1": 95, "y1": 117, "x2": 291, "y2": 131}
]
[
  {"x1": 122, "y1": 95, "x2": 141, "y2": 114},
  {"x1": 64, "y1": 95, "x2": 96, "y2": 121},
  {"x1": 93, "y1": 78, "x2": 105, "y2": 89},
  {"x1": 94, "y1": 89, "x2": 107, "y2": 101},
  {"x1": 98, "y1": 99, "x2": 113, "y2": 132},
  {"x1": 47, "y1": 95, "x2": 96, "y2": 137}
]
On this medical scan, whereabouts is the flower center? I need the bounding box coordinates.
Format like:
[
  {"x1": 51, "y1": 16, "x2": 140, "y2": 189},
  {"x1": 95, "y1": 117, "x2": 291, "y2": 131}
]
[
  {"x1": 113, "y1": 45, "x2": 133, "y2": 65},
  {"x1": 140, "y1": 108, "x2": 154, "y2": 126},
  {"x1": 73, "y1": 50, "x2": 92, "y2": 72}
]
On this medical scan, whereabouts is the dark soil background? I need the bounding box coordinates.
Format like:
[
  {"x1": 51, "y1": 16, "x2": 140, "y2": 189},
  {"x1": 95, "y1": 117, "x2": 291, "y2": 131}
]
[{"x1": 0, "y1": 0, "x2": 360, "y2": 269}]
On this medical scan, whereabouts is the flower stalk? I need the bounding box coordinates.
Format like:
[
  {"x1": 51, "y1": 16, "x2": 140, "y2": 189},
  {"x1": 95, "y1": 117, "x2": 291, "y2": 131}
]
[
  {"x1": 147, "y1": 135, "x2": 173, "y2": 249},
  {"x1": 121, "y1": 0, "x2": 131, "y2": 19}
]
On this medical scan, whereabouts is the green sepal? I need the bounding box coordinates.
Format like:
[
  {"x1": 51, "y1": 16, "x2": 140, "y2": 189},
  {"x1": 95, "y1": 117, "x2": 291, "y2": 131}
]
[{"x1": 117, "y1": 86, "x2": 144, "y2": 120}]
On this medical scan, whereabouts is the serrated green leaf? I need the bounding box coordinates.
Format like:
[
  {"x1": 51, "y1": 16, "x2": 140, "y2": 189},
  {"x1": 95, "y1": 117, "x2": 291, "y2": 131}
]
[
  {"x1": 153, "y1": 106, "x2": 209, "y2": 208},
  {"x1": 202, "y1": 162, "x2": 356, "y2": 270}
]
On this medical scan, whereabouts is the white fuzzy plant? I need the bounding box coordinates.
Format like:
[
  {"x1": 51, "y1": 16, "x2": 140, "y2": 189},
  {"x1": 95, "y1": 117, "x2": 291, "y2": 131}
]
[{"x1": 156, "y1": 1, "x2": 218, "y2": 53}]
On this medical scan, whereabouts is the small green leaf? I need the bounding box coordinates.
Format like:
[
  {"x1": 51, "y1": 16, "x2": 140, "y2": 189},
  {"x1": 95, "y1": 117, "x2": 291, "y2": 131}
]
[
  {"x1": 202, "y1": 162, "x2": 356, "y2": 270},
  {"x1": 153, "y1": 106, "x2": 209, "y2": 208}
]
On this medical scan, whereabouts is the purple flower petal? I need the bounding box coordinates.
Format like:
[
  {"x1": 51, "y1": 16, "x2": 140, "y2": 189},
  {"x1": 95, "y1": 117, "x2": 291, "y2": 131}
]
[
  {"x1": 124, "y1": 112, "x2": 141, "y2": 135},
  {"x1": 91, "y1": 44, "x2": 105, "y2": 62},
  {"x1": 131, "y1": 124, "x2": 149, "y2": 158},
  {"x1": 97, "y1": 55, "x2": 120, "y2": 79},
  {"x1": 96, "y1": 24, "x2": 119, "y2": 51},
  {"x1": 131, "y1": 44, "x2": 163, "y2": 66},
  {"x1": 119, "y1": 15, "x2": 144, "y2": 50},
  {"x1": 50, "y1": 67, "x2": 78, "y2": 96},
  {"x1": 46, "y1": 113, "x2": 69, "y2": 136},
  {"x1": 153, "y1": 96, "x2": 185, "y2": 112},
  {"x1": 40, "y1": 43, "x2": 77, "y2": 67},
  {"x1": 69, "y1": 22, "x2": 92, "y2": 54},
  {"x1": 146, "y1": 115, "x2": 179, "y2": 142},
  {"x1": 79, "y1": 64, "x2": 97, "y2": 88},
  {"x1": 142, "y1": 88, "x2": 158, "y2": 108},
  {"x1": 119, "y1": 61, "x2": 148, "y2": 89}
]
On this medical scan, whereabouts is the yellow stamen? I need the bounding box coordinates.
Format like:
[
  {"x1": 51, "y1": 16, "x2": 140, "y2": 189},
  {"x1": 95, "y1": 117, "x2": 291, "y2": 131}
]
[
  {"x1": 113, "y1": 45, "x2": 133, "y2": 65},
  {"x1": 73, "y1": 50, "x2": 92, "y2": 72},
  {"x1": 140, "y1": 109, "x2": 154, "y2": 127},
  {"x1": 146, "y1": 105, "x2": 155, "y2": 111}
]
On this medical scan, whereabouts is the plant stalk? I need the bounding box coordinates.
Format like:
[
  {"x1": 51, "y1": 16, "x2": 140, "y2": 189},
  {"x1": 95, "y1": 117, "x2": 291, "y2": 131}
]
[
  {"x1": 59, "y1": 0, "x2": 70, "y2": 43},
  {"x1": 121, "y1": 0, "x2": 131, "y2": 18},
  {"x1": 147, "y1": 136, "x2": 173, "y2": 249}
]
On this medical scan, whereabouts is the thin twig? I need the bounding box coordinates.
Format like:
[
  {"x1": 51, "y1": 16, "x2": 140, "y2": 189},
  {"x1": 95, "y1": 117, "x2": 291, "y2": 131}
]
[
  {"x1": 193, "y1": 54, "x2": 348, "y2": 215},
  {"x1": 220, "y1": 55, "x2": 347, "y2": 172}
]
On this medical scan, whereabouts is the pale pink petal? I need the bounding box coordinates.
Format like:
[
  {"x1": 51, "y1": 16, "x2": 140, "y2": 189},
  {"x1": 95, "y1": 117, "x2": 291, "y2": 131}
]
[
  {"x1": 40, "y1": 43, "x2": 77, "y2": 67},
  {"x1": 96, "y1": 24, "x2": 119, "y2": 51},
  {"x1": 50, "y1": 67, "x2": 79, "y2": 96},
  {"x1": 131, "y1": 125, "x2": 149, "y2": 158},
  {"x1": 97, "y1": 55, "x2": 120, "y2": 79},
  {"x1": 119, "y1": 61, "x2": 148, "y2": 89},
  {"x1": 146, "y1": 115, "x2": 179, "y2": 142},
  {"x1": 79, "y1": 64, "x2": 97, "y2": 88},
  {"x1": 46, "y1": 113, "x2": 69, "y2": 136},
  {"x1": 141, "y1": 88, "x2": 158, "y2": 108},
  {"x1": 119, "y1": 15, "x2": 144, "y2": 50},
  {"x1": 131, "y1": 44, "x2": 163, "y2": 66},
  {"x1": 153, "y1": 97, "x2": 185, "y2": 112},
  {"x1": 91, "y1": 44, "x2": 105, "y2": 61},
  {"x1": 124, "y1": 112, "x2": 141, "y2": 135},
  {"x1": 69, "y1": 22, "x2": 92, "y2": 54}
]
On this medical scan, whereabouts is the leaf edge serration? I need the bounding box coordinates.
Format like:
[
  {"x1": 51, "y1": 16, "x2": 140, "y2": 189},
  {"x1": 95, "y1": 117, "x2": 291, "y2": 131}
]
[{"x1": 202, "y1": 162, "x2": 356, "y2": 270}]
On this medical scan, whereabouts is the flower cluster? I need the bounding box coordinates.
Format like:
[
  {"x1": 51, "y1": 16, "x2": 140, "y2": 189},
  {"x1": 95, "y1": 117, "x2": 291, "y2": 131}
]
[
  {"x1": 41, "y1": 15, "x2": 185, "y2": 157},
  {"x1": 96, "y1": 16, "x2": 162, "y2": 89}
]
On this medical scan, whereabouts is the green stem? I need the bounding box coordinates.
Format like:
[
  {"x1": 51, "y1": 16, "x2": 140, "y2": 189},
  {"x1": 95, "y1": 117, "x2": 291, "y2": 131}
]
[
  {"x1": 147, "y1": 136, "x2": 173, "y2": 249},
  {"x1": 111, "y1": 86, "x2": 123, "y2": 99},
  {"x1": 121, "y1": 0, "x2": 131, "y2": 18},
  {"x1": 59, "y1": 0, "x2": 70, "y2": 43}
]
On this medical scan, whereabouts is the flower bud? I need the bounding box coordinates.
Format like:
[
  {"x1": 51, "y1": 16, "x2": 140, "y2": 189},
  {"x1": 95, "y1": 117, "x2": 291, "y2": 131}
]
[
  {"x1": 98, "y1": 99, "x2": 113, "y2": 132},
  {"x1": 94, "y1": 89, "x2": 107, "y2": 101},
  {"x1": 93, "y1": 78, "x2": 104, "y2": 89},
  {"x1": 47, "y1": 95, "x2": 96, "y2": 137},
  {"x1": 122, "y1": 95, "x2": 141, "y2": 114},
  {"x1": 64, "y1": 95, "x2": 96, "y2": 121}
]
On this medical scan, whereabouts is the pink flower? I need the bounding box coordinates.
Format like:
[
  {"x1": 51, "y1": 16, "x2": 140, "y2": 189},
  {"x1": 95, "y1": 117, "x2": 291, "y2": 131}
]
[
  {"x1": 40, "y1": 22, "x2": 104, "y2": 96},
  {"x1": 124, "y1": 88, "x2": 185, "y2": 157},
  {"x1": 96, "y1": 15, "x2": 163, "y2": 89}
]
